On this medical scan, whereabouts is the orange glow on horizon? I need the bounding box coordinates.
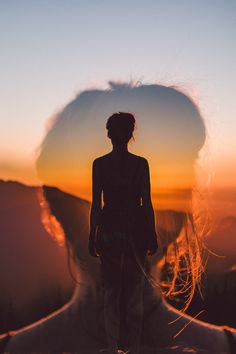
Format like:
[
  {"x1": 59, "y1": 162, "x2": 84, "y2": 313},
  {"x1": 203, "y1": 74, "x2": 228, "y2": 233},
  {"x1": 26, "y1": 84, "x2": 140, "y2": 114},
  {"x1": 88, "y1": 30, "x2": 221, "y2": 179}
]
[{"x1": 50, "y1": 180, "x2": 193, "y2": 212}]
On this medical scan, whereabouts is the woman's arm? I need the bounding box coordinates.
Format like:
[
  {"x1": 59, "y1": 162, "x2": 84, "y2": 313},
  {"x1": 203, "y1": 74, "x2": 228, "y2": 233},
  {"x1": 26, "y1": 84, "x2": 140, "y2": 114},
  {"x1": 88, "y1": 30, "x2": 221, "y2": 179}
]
[
  {"x1": 89, "y1": 159, "x2": 102, "y2": 256},
  {"x1": 141, "y1": 158, "x2": 158, "y2": 254}
]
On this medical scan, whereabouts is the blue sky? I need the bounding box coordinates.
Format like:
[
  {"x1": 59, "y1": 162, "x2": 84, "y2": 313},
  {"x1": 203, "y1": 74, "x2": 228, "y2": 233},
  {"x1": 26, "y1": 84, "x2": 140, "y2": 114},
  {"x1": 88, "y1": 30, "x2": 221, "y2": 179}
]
[{"x1": 0, "y1": 0, "x2": 235, "y2": 185}]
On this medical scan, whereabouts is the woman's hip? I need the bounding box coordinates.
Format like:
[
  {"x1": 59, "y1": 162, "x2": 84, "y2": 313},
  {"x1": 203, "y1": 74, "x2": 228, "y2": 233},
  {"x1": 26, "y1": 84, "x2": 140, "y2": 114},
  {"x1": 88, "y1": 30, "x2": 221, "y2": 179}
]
[{"x1": 96, "y1": 225, "x2": 127, "y2": 253}]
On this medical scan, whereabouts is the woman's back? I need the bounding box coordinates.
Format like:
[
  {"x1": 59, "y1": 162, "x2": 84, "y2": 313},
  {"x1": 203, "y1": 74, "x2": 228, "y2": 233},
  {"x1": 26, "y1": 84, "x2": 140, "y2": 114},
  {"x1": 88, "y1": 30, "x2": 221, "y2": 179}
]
[
  {"x1": 91, "y1": 150, "x2": 156, "y2": 240},
  {"x1": 97, "y1": 151, "x2": 144, "y2": 211}
]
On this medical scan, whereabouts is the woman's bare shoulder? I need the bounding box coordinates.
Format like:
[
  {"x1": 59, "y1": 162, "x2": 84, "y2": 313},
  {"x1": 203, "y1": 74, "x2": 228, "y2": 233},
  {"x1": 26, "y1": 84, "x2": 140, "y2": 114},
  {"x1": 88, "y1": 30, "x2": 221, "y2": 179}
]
[
  {"x1": 2, "y1": 303, "x2": 76, "y2": 352},
  {"x1": 155, "y1": 301, "x2": 236, "y2": 353},
  {"x1": 173, "y1": 309, "x2": 236, "y2": 353},
  {"x1": 129, "y1": 153, "x2": 148, "y2": 164},
  {"x1": 93, "y1": 153, "x2": 111, "y2": 165}
]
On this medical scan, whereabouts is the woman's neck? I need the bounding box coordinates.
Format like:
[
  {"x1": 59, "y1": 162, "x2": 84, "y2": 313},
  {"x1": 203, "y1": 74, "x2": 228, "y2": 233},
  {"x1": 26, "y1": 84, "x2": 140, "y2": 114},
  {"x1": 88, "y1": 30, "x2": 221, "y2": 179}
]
[
  {"x1": 111, "y1": 144, "x2": 128, "y2": 153},
  {"x1": 70, "y1": 268, "x2": 164, "y2": 315},
  {"x1": 68, "y1": 273, "x2": 176, "y2": 348}
]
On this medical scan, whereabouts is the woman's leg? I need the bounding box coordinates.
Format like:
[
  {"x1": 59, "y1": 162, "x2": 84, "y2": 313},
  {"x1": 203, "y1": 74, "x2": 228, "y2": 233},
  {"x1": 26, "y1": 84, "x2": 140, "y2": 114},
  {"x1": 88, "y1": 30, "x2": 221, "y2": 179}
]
[
  {"x1": 99, "y1": 230, "x2": 126, "y2": 351},
  {"x1": 121, "y1": 239, "x2": 148, "y2": 354}
]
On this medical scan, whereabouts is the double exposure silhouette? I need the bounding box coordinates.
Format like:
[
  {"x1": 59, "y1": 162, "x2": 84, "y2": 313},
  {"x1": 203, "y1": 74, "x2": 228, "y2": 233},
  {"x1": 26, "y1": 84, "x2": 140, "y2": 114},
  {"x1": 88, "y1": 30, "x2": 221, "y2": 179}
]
[
  {"x1": 89, "y1": 112, "x2": 158, "y2": 353},
  {"x1": 1, "y1": 82, "x2": 236, "y2": 353}
]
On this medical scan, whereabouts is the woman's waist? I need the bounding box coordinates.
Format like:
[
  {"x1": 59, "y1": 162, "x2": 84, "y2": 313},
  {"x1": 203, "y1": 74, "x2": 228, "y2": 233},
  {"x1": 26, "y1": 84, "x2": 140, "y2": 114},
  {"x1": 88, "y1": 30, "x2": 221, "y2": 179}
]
[
  {"x1": 102, "y1": 203, "x2": 142, "y2": 215},
  {"x1": 100, "y1": 204, "x2": 143, "y2": 230}
]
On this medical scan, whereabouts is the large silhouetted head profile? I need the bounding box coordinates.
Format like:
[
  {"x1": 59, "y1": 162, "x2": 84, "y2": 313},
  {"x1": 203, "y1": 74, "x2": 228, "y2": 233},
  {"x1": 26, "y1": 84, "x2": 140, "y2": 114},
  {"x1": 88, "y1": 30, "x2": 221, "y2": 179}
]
[
  {"x1": 36, "y1": 81, "x2": 206, "y2": 307},
  {"x1": 106, "y1": 112, "x2": 136, "y2": 145}
]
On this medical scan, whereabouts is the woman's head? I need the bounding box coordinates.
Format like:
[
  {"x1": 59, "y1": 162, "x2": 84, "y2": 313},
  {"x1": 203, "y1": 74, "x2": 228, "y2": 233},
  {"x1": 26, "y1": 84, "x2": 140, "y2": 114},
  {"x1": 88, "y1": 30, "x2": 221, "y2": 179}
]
[
  {"x1": 36, "y1": 81, "x2": 206, "y2": 307},
  {"x1": 106, "y1": 111, "x2": 136, "y2": 146}
]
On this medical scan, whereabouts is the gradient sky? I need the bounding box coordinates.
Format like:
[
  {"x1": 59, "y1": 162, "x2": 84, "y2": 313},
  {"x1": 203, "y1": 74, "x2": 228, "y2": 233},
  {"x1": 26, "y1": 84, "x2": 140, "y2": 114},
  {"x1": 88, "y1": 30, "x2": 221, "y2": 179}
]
[{"x1": 0, "y1": 0, "x2": 236, "y2": 189}]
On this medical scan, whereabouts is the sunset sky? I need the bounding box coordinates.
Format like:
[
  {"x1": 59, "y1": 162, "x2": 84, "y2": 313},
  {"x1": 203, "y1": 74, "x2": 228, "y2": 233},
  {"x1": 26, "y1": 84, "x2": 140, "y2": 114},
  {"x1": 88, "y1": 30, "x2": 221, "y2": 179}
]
[{"x1": 0, "y1": 1, "x2": 236, "y2": 202}]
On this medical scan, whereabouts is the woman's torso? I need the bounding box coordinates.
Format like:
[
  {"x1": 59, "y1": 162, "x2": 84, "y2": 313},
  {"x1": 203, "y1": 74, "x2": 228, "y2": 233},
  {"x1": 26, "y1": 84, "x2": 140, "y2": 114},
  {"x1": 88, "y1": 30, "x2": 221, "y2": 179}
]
[{"x1": 97, "y1": 151, "x2": 144, "y2": 232}]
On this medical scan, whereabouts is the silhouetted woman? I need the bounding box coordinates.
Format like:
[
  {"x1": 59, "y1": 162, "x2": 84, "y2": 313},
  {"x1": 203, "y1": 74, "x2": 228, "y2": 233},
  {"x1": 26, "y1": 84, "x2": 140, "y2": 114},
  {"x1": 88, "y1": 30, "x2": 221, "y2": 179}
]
[{"x1": 88, "y1": 112, "x2": 158, "y2": 353}]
